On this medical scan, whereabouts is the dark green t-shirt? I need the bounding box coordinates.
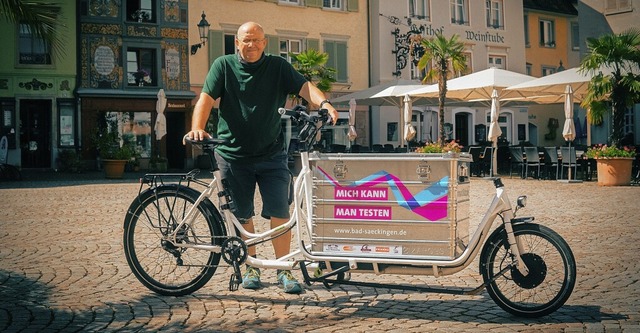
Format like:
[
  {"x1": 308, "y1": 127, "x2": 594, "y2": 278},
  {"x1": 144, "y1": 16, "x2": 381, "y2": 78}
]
[{"x1": 202, "y1": 53, "x2": 307, "y2": 163}]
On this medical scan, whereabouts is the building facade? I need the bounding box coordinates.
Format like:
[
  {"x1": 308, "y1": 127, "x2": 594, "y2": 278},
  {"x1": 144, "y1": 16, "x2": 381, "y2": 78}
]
[
  {"x1": 0, "y1": 1, "x2": 77, "y2": 169},
  {"x1": 362, "y1": 0, "x2": 528, "y2": 148},
  {"x1": 77, "y1": 0, "x2": 195, "y2": 170}
]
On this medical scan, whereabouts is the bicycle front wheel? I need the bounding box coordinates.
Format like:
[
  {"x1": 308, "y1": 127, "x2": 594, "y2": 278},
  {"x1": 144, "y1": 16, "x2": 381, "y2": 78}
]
[
  {"x1": 124, "y1": 184, "x2": 225, "y2": 296},
  {"x1": 479, "y1": 223, "x2": 576, "y2": 318}
]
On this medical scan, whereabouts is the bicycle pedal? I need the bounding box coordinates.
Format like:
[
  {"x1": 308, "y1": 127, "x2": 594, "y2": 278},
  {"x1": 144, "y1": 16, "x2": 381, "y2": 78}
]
[{"x1": 229, "y1": 273, "x2": 241, "y2": 291}]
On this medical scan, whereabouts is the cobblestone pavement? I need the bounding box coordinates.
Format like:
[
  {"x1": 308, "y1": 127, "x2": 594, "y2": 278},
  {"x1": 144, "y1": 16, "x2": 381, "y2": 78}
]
[{"x1": 1, "y1": 171, "x2": 640, "y2": 332}]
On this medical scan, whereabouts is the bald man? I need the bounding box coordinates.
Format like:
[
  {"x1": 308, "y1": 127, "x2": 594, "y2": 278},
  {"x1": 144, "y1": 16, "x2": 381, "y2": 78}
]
[{"x1": 184, "y1": 22, "x2": 338, "y2": 294}]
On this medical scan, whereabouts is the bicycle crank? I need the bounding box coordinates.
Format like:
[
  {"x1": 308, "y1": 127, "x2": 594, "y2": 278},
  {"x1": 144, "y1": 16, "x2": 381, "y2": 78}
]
[{"x1": 221, "y1": 236, "x2": 248, "y2": 291}]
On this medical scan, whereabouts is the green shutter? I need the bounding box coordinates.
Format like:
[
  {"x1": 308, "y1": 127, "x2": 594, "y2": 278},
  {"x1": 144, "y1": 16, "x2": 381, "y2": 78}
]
[
  {"x1": 323, "y1": 40, "x2": 336, "y2": 68},
  {"x1": 306, "y1": 38, "x2": 319, "y2": 51},
  {"x1": 264, "y1": 0, "x2": 278, "y2": 3},
  {"x1": 306, "y1": 0, "x2": 322, "y2": 7},
  {"x1": 347, "y1": 0, "x2": 358, "y2": 12},
  {"x1": 266, "y1": 35, "x2": 280, "y2": 56},
  {"x1": 208, "y1": 30, "x2": 224, "y2": 65},
  {"x1": 336, "y1": 41, "x2": 348, "y2": 82}
]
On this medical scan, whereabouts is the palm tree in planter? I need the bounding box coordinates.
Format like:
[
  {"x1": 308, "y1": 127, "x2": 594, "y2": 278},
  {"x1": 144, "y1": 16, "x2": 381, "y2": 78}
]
[
  {"x1": 417, "y1": 32, "x2": 467, "y2": 145},
  {"x1": 580, "y1": 28, "x2": 640, "y2": 185},
  {"x1": 290, "y1": 48, "x2": 336, "y2": 107}
]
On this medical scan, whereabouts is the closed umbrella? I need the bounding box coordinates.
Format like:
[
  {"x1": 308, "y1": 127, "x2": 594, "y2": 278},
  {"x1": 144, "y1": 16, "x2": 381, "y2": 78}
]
[
  {"x1": 487, "y1": 89, "x2": 502, "y2": 177},
  {"x1": 561, "y1": 85, "x2": 580, "y2": 182},
  {"x1": 403, "y1": 94, "x2": 416, "y2": 144},
  {"x1": 348, "y1": 98, "x2": 357, "y2": 141},
  {"x1": 155, "y1": 89, "x2": 167, "y2": 140},
  {"x1": 562, "y1": 85, "x2": 575, "y2": 142}
]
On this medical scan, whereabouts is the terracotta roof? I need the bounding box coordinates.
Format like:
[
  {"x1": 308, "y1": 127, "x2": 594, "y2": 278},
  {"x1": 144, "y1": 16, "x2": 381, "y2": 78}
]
[{"x1": 523, "y1": 0, "x2": 578, "y2": 15}]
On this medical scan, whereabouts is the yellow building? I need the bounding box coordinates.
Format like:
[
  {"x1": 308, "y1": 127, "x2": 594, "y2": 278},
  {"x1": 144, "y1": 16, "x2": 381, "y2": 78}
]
[
  {"x1": 523, "y1": 0, "x2": 580, "y2": 148},
  {"x1": 524, "y1": 0, "x2": 579, "y2": 77}
]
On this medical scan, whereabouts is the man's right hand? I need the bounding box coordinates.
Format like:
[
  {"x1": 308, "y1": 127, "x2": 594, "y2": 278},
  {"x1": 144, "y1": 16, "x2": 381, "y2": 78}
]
[{"x1": 183, "y1": 130, "x2": 212, "y2": 145}]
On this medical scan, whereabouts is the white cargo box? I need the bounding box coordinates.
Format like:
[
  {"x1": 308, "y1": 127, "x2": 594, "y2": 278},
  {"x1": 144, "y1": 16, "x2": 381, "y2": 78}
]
[{"x1": 309, "y1": 152, "x2": 471, "y2": 260}]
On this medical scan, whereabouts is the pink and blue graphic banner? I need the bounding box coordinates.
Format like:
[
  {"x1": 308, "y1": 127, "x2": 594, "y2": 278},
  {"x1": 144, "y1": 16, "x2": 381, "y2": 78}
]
[{"x1": 316, "y1": 167, "x2": 449, "y2": 221}]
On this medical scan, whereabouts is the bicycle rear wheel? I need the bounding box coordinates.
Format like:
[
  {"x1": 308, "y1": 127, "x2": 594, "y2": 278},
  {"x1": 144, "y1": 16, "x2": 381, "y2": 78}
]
[
  {"x1": 480, "y1": 223, "x2": 576, "y2": 318},
  {"x1": 124, "y1": 184, "x2": 225, "y2": 296}
]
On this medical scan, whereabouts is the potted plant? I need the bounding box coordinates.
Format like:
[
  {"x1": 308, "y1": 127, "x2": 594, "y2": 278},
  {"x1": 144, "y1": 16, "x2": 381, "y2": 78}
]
[
  {"x1": 133, "y1": 68, "x2": 151, "y2": 86},
  {"x1": 415, "y1": 140, "x2": 463, "y2": 154},
  {"x1": 584, "y1": 144, "x2": 637, "y2": 186},
  {"x1": 580, "y1": 29, "x2": 640, "y2": 185},
  {"x1": 57, "y1": 149, "x2": 84, "y2": 173},
  {"x1": 92, "y1": 114, "x2": 135, "y2": 179}
]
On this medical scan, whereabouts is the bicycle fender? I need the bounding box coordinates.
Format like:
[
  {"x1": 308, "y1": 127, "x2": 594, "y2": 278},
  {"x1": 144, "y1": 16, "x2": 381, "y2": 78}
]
[{"x1": 126, "y1": 184, "x2": 227, "y2": 236}]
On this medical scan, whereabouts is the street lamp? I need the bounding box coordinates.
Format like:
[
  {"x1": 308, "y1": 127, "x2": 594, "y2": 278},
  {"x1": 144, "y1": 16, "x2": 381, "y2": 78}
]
[{"x1": 190, "y1": 11, "x2": 210, "y2": 55}]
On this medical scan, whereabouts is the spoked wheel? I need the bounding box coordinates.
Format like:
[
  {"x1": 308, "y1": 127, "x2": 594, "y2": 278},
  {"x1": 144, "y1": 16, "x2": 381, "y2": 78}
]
[
  {"x1": 479, "y1": 223, "x2": 576, "y2": 318},
  {"x1": 123, "y1": 185, "x2": 226, "y2": 296}
]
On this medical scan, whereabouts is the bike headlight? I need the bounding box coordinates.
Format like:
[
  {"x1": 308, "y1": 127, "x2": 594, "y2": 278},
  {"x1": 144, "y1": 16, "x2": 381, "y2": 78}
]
[{"x1": 516, "y1": 195, "x2": 527, "y2": 208}]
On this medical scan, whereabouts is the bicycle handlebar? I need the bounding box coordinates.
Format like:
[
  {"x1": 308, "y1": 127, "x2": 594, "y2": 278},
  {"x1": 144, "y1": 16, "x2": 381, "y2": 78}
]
[
  {"x1": 185, "y1": 105, "x2": 329, "y2": 148},
  {"x1": 184, "y1": 137, "x2": 230, "y2": 146},
  {"x1": 279, "y1": 105, "x2": 330, "y2": 146}
]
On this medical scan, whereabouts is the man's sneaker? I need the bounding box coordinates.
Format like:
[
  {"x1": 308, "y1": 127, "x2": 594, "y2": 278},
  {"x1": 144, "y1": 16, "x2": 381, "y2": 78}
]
[
  {"x1": 277, "y1": 270, "x2": 303, "y2": 294},
  {"x1": 242, "y1": 266, "x2": 261, "y2": 290}
]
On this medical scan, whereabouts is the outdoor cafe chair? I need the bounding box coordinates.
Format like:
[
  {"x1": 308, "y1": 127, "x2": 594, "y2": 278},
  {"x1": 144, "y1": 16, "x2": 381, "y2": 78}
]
[
  {"x1": 480, "y1": 146, "x2": 493, "y2": 177},
  {"x1": 524, "y1": 146, "x2": 542, "y2": 179},
  {"x1": 508, "y1": 146, "x2": 525, "y2": 179},
  {"x1": 543, "y1": 146, "x2": 560, "y2": 180},
  {"x1": 560, "y1": 146, "x2": 578, "y2": 180},
  {"x1": 468, "y1": 146, "x2": 483, "y2": 177}
]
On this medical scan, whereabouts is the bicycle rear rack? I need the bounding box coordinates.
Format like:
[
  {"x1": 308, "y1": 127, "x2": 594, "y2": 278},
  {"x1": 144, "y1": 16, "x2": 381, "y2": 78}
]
[{"x1": 138, "y1": 169, "x2": 210, "y2": 192}]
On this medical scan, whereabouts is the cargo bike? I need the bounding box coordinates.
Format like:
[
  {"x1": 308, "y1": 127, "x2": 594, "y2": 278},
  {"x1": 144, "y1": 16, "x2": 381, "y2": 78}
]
[{"x1": 123, "y1": 106, "x2": 576, "y2": 318}]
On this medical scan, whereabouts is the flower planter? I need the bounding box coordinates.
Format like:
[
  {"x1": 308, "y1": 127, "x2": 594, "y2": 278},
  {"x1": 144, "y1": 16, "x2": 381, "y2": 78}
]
[
  {"x1": 103, "y1": 159, "x2": 128, "y2": 179},
  {"x1": 595, "y1": 158, "x2": 634, "y2": 186}
]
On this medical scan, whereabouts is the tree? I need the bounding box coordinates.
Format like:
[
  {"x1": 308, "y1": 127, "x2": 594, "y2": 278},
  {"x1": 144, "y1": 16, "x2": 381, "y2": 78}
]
[
  {"x1": 417, "y1": 32, "x2": 466, "y2": 144},
  {"x1": 580, "y1": 28, "x2": 640, "y2": 147},
  {"x1": 0, "y1": 0, "x2": 65, "y2": 58},
  {"x1": 290, "y1": 49, "x2": 336, "y2": 106}
]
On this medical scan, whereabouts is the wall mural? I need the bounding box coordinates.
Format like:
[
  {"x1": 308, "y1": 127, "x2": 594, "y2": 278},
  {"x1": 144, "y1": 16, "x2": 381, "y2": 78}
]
[
  {"x1": 89, "y1": 0, "x2": 119, "y2": 18},
  {"x1": 88, "y1": 36, "x2": 121, "y2": 89},
  {"x1": 163, "y1": 0, "x2": 181, "y2": 23}
]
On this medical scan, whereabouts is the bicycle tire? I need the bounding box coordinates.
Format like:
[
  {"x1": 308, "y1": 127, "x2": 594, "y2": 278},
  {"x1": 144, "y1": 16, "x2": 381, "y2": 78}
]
[
  {"x1": 123, "y1": 184, "x2": 226, "y2": 296},
  {"x1": 479, "y1": 223, "x2": 576, "y2": 318}
]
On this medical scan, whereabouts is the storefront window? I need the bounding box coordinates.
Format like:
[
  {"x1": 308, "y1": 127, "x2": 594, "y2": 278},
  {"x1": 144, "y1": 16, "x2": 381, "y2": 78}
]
[
  {"x1": 58, "y1": 99, "x2": 76, "y2": 147},
  {"x1": 105, "y1": 111, "x2": 152, "y2": 158}
]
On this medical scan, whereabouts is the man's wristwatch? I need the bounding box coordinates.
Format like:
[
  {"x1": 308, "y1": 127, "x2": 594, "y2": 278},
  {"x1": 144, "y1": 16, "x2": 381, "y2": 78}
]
[{"x1": 320, "y1": 99, "x2": 332, "y2": 109}]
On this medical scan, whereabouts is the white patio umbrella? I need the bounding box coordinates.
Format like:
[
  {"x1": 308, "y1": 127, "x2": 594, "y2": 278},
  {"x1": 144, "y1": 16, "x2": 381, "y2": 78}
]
[
  {"x1": 332, "y1": 79, "x2": 428, "y2": 147},
  {"x1": 155, "y1": 89, "x2": 167, "y2": 140},
  {"x1": 403, "y1": 94, "x2": 417, "y2": 148},
  {"x1": 504, "y1": 67, "x2": 591, "y2": 103},
  {"x1": 504, "y1": 65, "x2": 636, "y2": 146},
  {"x1": 347, "y1": 98, "x2": 357, "y2": 141},
  {"x1": 332, "y1": 79, "x2": 427, "y2": 107},
  {"x1": 487, "y1": 89, "x2": 502, "y2": 177},
  {"x1": 405, "y1": 67, "x2": 536, "y2": 103}
]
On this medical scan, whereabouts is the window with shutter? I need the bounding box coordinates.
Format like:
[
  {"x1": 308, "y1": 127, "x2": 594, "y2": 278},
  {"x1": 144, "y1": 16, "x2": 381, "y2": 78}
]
[{"x1": 324, "y1": 40, "x2": 348, "y2": 83}]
